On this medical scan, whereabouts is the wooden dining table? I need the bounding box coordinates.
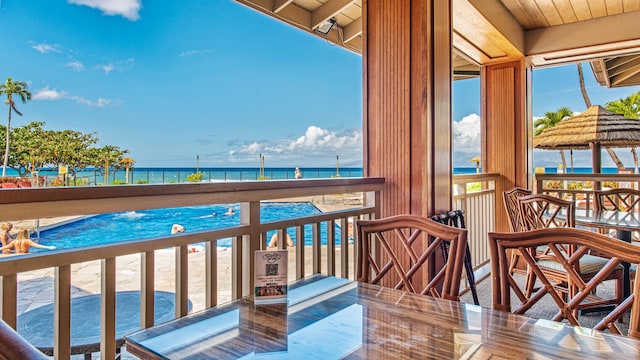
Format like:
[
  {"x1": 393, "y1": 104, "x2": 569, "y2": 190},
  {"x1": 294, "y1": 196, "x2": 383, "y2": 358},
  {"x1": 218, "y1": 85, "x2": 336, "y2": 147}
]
[{"x1": 125, "y1": 276, "x2": 640, "y2": 359}]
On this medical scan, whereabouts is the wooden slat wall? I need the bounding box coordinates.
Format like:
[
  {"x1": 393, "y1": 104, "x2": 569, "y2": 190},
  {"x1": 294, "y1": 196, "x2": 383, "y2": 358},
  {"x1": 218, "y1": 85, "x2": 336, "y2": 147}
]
[
  {"x1": 364, "y1": 0, "x2": 452, "y2": 289},
  {"x1": 482, "y1": 60, "x2": 527, "y2": 232},
  {"x1": 363, "y1": 0, "x2": 453, "y2": 219}
]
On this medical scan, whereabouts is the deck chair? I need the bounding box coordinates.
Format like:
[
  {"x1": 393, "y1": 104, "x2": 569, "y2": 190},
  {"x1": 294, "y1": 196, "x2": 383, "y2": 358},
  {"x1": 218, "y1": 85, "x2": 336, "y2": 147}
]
[
  {"x1": 517, "y1": 193, "x2": 624, "y2": 310},
  {"x1": 356, "y1": 214, "x2": 468, "y2": 301},
  {"x1": 489, "y1": 227, "x2": 640, "y2": 338},
  {"x1": 428, "y1": 210, "x2": 479, "y2": 305},
  {"x1": 502, "y1": 187, "x2": 532, "y2": 274}
]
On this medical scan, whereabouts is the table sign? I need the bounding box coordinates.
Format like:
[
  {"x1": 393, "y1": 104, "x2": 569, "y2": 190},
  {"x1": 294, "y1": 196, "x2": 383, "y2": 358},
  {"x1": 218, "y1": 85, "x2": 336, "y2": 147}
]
[{"x1": 254, "y1": 249, "x2": 288, "y2": 303}]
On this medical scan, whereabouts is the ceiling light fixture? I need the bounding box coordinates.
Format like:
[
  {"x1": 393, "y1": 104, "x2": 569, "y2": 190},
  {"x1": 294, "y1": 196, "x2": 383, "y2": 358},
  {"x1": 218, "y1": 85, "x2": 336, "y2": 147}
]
[{"x1": 315, "y1": 18, "x2": 336, "y2": 35}]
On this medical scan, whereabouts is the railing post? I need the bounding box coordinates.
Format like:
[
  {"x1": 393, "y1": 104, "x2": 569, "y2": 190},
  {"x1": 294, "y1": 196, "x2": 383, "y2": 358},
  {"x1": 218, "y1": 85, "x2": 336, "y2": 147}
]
[
  {"x1": 54, "y1": 266, "x2": 71, "y2": 359},
  {"x1": 140, "y1": 251, "x2": 155, "y2": 328},
  {"x1": 312, "y1": 223, "x2": 321, "y2": 274},
  {"x1": 206, "y1": 242, "x2": 218, "y2": 308},
  {"x1": 327, "y1": 220, "x2": 336, "y2": 276},
  {"x1": 100, "y1": 258, "x2": 116, "y2": 360},
  {"x1": 296, "y1": 225, "x2": 305, "y2": 279},
  {"x1": 0, "y1": 274, "x2": 17, "y2": 328},
  {"x1": 339, "y1": 217, "x2": 349, "y2": 278},
  {"x1": 240, "y1": 201, "x2": 260, "y2": 297},
  {"x1": 175, "y1": 245, "x2": 189, "y2": 317}
]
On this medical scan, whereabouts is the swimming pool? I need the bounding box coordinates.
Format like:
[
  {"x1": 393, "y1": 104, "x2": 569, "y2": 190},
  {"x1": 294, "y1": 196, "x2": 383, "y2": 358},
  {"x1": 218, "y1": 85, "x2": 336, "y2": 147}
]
[{"x1": 36, "y1": 202, "x2": 343, "y2": 251}]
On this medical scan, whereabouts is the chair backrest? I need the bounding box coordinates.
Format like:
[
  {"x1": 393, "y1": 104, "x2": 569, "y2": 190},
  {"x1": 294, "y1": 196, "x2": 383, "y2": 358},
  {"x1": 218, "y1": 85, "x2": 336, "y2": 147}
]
[
  {"x1": 356, "y1": 214, "x2": 467, "y2": 301},
  {"x1": 0, "y1": 319, "x2": 48, "y2": 360},
  {"x1": 517, "y1": 193, "x2": 574, "y2": 230},
  {"x1": 489, "y1": 227, "x2": 640, "y2": 338},
  {"x1": 594, "y1": 188, "x2": 640, "y2": 213},
  {"x1": 502, "y1": 187, "x2": 532, "y2": 232}
]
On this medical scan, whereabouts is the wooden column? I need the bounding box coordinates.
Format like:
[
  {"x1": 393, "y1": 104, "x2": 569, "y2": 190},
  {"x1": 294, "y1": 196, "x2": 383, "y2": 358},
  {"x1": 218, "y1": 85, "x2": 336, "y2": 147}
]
[
  {"x1": 482, "y1": 60, "x2": 528, "y2": 232},
  {"x1": 363, "y1": 0, "x2": 453, "y2": 219}
]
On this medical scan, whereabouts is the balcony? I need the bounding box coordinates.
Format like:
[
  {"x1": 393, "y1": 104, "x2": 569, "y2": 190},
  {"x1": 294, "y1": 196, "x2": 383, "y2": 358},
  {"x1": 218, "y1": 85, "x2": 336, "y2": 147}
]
[{"x1": 0, "y1": 174, "x2": 501, "y2": 358}]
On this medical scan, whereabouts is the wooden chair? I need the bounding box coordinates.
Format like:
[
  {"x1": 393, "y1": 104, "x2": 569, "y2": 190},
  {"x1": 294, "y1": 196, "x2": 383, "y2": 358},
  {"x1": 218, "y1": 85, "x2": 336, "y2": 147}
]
[
  {"x1": 489, "y1": 227, "x2": 640, "y2": 338},
  {"x1": 594, "y1": 188, "x2": 640, "y2": 283},
  {"x1": 0, "y1": 319, "x2": 48, "y2": 359},
  {"x1": 594, "y1": 188, "x2": 640, "y2": 239},
  {"x1": 502, "y1": 187, "x2": 532, "y2": 274},
  {"x1": 429, "y1": 210, "x2": 479, "y2": 305},
  {"x1": 517, "y1": 193, "x2": 624, "y2": 310},
  {"x1": 356, "y1": 214, "x2": 468, "y2": 301},
  {"x1": 595, "y1": 188, "x2": 640, "y2": 213}
]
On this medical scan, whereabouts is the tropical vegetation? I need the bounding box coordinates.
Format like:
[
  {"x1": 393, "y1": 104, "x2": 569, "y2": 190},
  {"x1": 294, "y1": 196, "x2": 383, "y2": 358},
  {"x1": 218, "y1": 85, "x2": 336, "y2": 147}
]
[
  {"x1": 605, "y1": 91, "x2": 640, "y2": 119},
  {"x1": 0, "y1": 77, "x2": 31, "y2": 177},
  {"x1": 605, "y1": 90, "x2": 640, "y2": 170},
  {"x1": 0, "y1": 121, "x2": 129, "y2": 185},
  {"x1": 533, "y1": 106, "x2": 573, "y2": 171}
]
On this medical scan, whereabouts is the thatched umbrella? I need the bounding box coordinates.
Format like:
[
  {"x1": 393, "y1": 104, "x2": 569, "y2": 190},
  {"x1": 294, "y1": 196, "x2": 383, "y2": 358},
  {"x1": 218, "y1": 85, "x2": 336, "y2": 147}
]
[
  {"x1": 120, "y1": 157, "x2": 135, "y2": 184},
  {"x1": 470, "y1": 156, "x2": 481, "y2": 173},
  {"x1": 533, "y1": 105, "x2": 640, "y2": 173}
]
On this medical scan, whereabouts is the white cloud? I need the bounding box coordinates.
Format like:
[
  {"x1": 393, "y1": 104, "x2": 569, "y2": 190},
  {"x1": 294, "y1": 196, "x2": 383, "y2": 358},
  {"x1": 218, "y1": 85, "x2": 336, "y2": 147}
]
[
  {"x1": 33, "y1": 86, "x2": 111, "y2": 108},
  {"x1": 453, "y1": 113, "x2": 481, "y2": 153},
  {"x1": 98, "y1": 58, "x2": 134, "y2": 74},
  {"x1": 228, "y1": 126, "x2": 362, "y2": 167},
  {"x1": 179, "y1": 49, "x2": 212, "y2": 57},
  {"x1": 31, "y1": 43, "x2": 62, "y2": 53},
  {"x1": 70, "y1": 96, "x2": 112, "y2": 108},
  {"x1": 68, "y1": 0, "x2": 142, "y2": 21},
  {"x1": 102, "y1": 63, "x2": 115, "y2": 74},
  {"x1": 66, "y1": 60, "x2": 85, "y2": 71},
  {"x1": 32, "y1": 87, "x2": 68, "y2": 100}
]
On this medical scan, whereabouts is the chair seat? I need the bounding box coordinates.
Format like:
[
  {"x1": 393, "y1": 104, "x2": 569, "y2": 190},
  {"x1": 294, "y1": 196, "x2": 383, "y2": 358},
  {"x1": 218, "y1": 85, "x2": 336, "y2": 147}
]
[{"x1": 538, "y1": 254, "x2": 624, "y2": 275}]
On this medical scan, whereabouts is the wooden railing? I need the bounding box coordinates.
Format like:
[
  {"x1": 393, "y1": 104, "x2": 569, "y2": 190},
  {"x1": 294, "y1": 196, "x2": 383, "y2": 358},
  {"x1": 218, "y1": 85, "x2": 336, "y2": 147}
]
[
  {"x1": 452, "y1": 173, "x2": 499, "y2": 281},
  {"x1": 0, "y1": 178, "x2": 384, "y2": 359},
  {"x1": 534, "y1": 173, "x2": 640, "y2": 210}
]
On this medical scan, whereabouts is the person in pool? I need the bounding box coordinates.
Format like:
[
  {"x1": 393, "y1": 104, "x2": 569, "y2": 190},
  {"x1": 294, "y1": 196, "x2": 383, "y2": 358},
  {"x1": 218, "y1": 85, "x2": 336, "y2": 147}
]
[
  {"x1": 171, "y1": 224, "x2": 186, "y2": 234},
  {"x1": 0, "y1": 229, "x2": 55, "y2": 254},
  {"x1": 0, "y1": 222, "x2": 15, "y2": 254},
  {"x1": 224, "y1": 207, "x2": 235, "y2": 216}
]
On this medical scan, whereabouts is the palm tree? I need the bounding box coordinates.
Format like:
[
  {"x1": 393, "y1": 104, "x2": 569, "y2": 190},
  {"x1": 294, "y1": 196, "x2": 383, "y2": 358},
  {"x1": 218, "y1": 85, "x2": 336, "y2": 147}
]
[
  {"x1": 576, "y1": 63, "x2": 624, "y2": 170},
  {"x1": 0, "y1": 78, "x2": 31, "y2": 177},
  {"x1": 605, "y1": 91, "x2": 640, "y2": 172},
  {"x1": 534, "y1": 106, "x2": 573, "y2": 171},
  {"x1": 605, "y1": 91, "x2": 640, "y2": 118}
]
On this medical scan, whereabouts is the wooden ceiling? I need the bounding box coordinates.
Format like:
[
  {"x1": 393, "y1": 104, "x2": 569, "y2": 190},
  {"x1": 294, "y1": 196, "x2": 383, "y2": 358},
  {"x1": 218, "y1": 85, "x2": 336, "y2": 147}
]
[{"x1": 235, "y1": 0, "x2": 640, "y2": 87}]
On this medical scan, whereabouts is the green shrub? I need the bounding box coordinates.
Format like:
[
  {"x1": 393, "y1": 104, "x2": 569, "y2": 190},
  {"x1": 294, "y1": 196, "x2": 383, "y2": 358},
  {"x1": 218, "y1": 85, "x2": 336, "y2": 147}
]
[
  {"x1": 112, "y1": 179, "x2": 126, "y2": 185},
  {"x1": 186, "y1": 172, "x2": 204, "y2": 182},
  {"x1": 135, "y1": 180, "x2": 148, "y2": 184},
  {"x1": 466, "y1": 182, "x2": 481, "y2": 192}
]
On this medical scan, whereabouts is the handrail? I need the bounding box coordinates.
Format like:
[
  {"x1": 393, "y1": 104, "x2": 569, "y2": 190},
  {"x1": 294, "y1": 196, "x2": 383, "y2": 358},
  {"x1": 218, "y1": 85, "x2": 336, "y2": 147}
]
[
  {"x1": 0, "y1": 178, "x2": 384, "y2": 359},
  {"x1": 451, "y1": 173, "x2": 499, "y2": 291},
  {"x1": 534, "y1": 173, "x2": 640, "y2": 211}
]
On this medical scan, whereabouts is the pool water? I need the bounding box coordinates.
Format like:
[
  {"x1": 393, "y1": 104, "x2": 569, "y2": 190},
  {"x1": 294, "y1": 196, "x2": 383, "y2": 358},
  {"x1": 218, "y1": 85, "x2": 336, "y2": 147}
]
[{"x1": 36, "y1": 202, "x2": 344, "y2": 251}]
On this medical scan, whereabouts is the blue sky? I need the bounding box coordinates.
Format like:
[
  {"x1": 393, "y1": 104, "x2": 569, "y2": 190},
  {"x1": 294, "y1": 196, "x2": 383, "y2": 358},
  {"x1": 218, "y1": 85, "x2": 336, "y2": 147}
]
[{"x1": 1, "y1": 1, "x2": 639, "y2": 169}]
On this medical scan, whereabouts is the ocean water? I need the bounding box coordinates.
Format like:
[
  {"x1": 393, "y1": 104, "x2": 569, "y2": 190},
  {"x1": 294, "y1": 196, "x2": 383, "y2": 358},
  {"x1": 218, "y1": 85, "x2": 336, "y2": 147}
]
[
  {"x1": 6, "y1": 166, "x2": 479, "y2": 184},
  {"x1": 5, "y1": 166, "x2": 623, "y2": 186}
]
